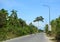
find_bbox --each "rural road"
[4,33,52,42]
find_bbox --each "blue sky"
[0,0,60,29]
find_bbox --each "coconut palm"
[33,16,44,28]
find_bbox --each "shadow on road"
[56,40,60,42]
[50,39,60,42]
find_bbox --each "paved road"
[4,33,52,42]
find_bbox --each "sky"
[0,0,60,30]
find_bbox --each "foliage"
[38,29,43,32]
[45,16,60,40]
[34,16,44,22]
[0,9,8,28]
[33,16,44,29]
[45,24,49,33]
[0,9,40,41]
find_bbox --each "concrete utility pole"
[43,5,51,31]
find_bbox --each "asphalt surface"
[4,33,52,42]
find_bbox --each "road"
[4,33,52,42]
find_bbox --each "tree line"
[0,9,42,41]
[45,16,60,42]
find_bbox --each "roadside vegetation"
[45,16,60,42]
[0,9,43,41]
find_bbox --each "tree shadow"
[50,39,60,42]
[56,40,60,42]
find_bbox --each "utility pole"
[43,5,51,31]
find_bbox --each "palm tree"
[33,16,44,28]
[11,10,18,19]
[0,9,8,28]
